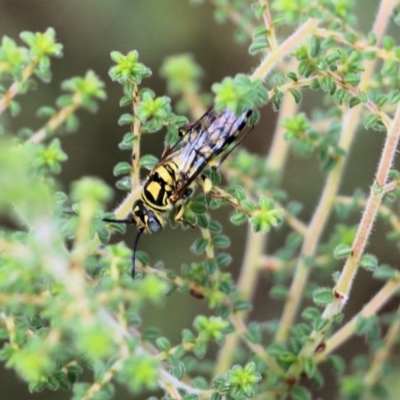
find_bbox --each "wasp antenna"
[132,228,144,279]
[102,217,135,224]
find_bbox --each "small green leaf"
[230,212,247,225]
[290,89,301,104]
[139,155,159,169]
[310,78,320,90]
[359,254,378,271]
[241,200,255,213]
[286,72,298,82]
[355,316,374,335]
[191,238,207,254]
[303,358,316,378]
[215,253,232,268]
[233,300,252,311]
[334,88,346,105]
[212,235,231,248]
[208,221,222,233]
[373,265,398,280]
[113,161,132,176]
[309,37,321,57]
[364,114,379,129]
[155,337,171,351]
[270,285,289,300]
[277,351,297,365]
[118,113,134,125]
[249,39,269,54]
[313,287,334,306]
[329,355,345,374]
[245,323,262,344]
[333,244,352,259]
[291,385,311,400]
[301,307,321,322]
[190,201,207,215]
[349,96,361,108]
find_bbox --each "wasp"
[105,108,254,277]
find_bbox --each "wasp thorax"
[133,199,163,234]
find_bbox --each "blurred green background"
[1,1,399,399]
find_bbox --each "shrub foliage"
[1,2,400,400]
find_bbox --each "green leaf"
[190,201,206,215]
[116,355,159,392]
[290,89,301,103]
[270,284,289,300]
[113,161,132,176]
[155,337,171,351]
[233,300,252,311]
[355,316,374,335]
[241,200,255,213]
[286,72,298,82]
[303,358,316,378]
[215,253,232,268]
[359,254,378,271]
[118,113,134,125]
[334,88,346,105]
[313,287,334,306]
[309,37,321,57]
[329,355,345,374]
[291,386,311,400]
[160,54,203,96]
[191,238,207,254]
[109,50,152,85]
[208,221,222,233]
[349,96,361,108]
[212,235,231,248]
[196,214,208,228]
[119,132,135,150]
[249,38,269,54]
[333,243,352,259]
[139,154,158,169]
[230,212,247,225]
[301,307,321,322]
[115,176,131,191]
[245,323,262,344]
[277,351,297,365]
[9,101,21,116]
[364,114,379,129]
[373,265,398,280]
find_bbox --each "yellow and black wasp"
[105,107,254,277]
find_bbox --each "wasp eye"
[148,216,162,233]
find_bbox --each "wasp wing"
[170,108,253,202]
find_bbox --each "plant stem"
[28,92,82,144]
[315,277,400,361]
[336,195,400,234]
[113,186,142,219]
[266,59,298,171]
[334,102,400,296]
[214,224,265,375]
[0,58,37,115]
[251,18,319,81]
[363,304,400,388]
[259,0,278,51]
[131,86,142,190]
[274,0,394,342]
[214,61,300,375]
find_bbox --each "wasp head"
[132,199,163,234]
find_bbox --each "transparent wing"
[169,108,253,200]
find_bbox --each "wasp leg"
[173,203,195,228]
[172,182,197,228]
[200,175,213,194]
